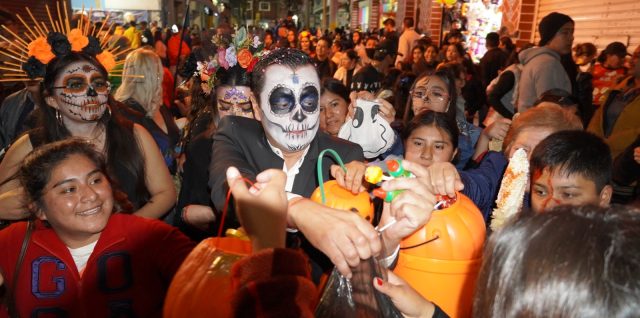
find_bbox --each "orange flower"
[27,37,55,64]
[96,51,116,72]
[237,48,253,69]
[68,28,89,52]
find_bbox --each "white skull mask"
[259,64,320,152]
[338,99,396,158]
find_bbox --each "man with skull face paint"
[209,49,397,279]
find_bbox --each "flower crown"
[195,27,267,94]
[0,3,129,83]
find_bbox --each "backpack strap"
[5,220,35,318]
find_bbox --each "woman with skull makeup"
[0,52,176,220]
[174,57,257,239]
[114,48,181,174]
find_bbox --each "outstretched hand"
[331,160,367,194]
[423,161,464,198]
[373,270,435,318]
[378,160,439,248]
[289,198,380,278]
[226,167,288,251]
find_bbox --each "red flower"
[247,57,259,72]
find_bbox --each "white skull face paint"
[51,61,109,122]
[259,64,320,152]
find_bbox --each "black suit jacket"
[209,116,365,279]
[209,116,365,225]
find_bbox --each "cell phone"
[171,24,179,34]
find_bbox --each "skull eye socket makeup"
[269,86,296,115]
[299,85,319,113]
[53,76,110,95]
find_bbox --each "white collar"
[267,140,311,192]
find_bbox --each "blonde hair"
[114,48,163,116]
[503,104,583,154]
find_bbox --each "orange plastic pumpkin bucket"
[164,237,251,317]
[394,192,486,318]
[311,180,374,221]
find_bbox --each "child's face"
[404,125,457,168]
[530,167,611,213]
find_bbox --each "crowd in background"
[0,8,639,317]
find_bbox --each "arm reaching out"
[226,167,288,252]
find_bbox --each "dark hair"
[39,52,148,210]
[19,138,108,211]
[317,36,333,48]
[446,43,466,61]
[473,204,640,317]
[485,32,500,48]
[344,49,358,61]
[500,36,515,52]
[437,61,466,82]
[217,63,251,88]
[404,17,414,28]
[351,30,362,45]
[383,18,395,27]
[403,69,457,125]
[530,130,612,192]
[393,71,417,120]
[403,110,459,148]
[251,48,315,104]
[574,42,597,57]
[597,41,629,64]
[448,29,463,40]
[321,77,350,104]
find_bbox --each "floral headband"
[0,3,129,83]
[195,27,267,94]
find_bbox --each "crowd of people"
[0,8,639,317]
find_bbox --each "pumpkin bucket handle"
[216,177,255,247]
[316,149,347,205]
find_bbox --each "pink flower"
[217,48,229,69]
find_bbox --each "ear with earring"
[55,109,64,125]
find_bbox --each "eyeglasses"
[411,89,449,103]
[52,80,111,94]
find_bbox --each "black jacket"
[208,116,365,279]
[209,115,364,224]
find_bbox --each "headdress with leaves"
[195,27,266,94]
[0,2,133,83]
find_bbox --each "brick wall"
[515,0,536,46]
[428,1,443,44]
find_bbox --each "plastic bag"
[315,252,403,317]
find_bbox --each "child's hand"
[379,160,439,245]
[482,118,512,141]
[373,270,436,318]
[226,167,288,251]
[331,160,367,194]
